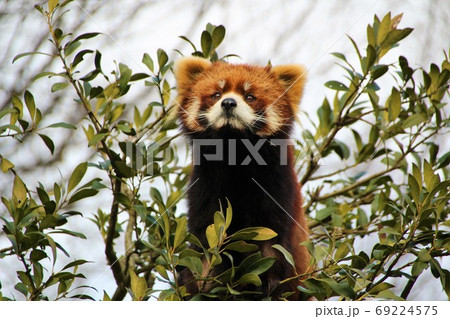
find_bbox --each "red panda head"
[174,56,307,137]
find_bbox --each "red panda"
[174,56,310,300]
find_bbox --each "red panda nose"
[221,98,237,112]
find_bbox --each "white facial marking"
[264,104,283,135]
[243,81,252,91]
[205,92,256,130]
[218,79,226,89]
[186,97,201,130]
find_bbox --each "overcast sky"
[0,0,449,300]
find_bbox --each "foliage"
[0,1,449,301]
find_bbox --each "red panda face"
[174,57,307,137]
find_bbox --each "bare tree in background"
[0,0,449,301]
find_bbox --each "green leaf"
[371,64,389,80]
[387,88,401,121]
[46,235,58,265]
[30,249,47,262]
[32,71,62,82]
[11,95,23,117]
[113,161,135,178]
[225,199,233,231]
[330,140,350,160]
[0,157,15,173]
[206,224,219,248]
[39,134,55,154]
[229,227,277,241]
[377,12,391,44]
[205,23,216,35]
[235,273,262,287]
[179,249,203,260]
[315,207,335,221]
[173,216,187,249]
[331,52,347,61]
[102,291,111,301]
[365,44,376,73]
[418,249,431,262]
[13,175,27,205]
[72,32,101,43]
[40,215,58,229]
[247,257,276,275]
[72,49,93,68]
[48,0,59,12]
[51,82,69,92]
[129,270,147,300]
[155,265,170,280]
[272,244,295,269]
[178,256,203,275]
[213,210,225,235]
[412,163,422,190]
[80,69,100,82]
[423,160,434,190]
[157,49,168,69]
[47,122,77,130]
[12,51,54,64]
[381,28,413,49]
[54,28,63,41]
[323,278,356,299]
[437,152,450,169]
[49,229,87,239]
[62,259,90,271]
[0,108,16,120]
[357,208,369,227]
[14,283,28,297]
[150,187,164,205]
[334,242,351,261]
[179,35,197,52]
[58,281,67,296]
[68,162,88,193]
[118,63,132,92]
[166,191,180,209]
[379,226,401,236]
[227,283,241,295]
[201,30,212,57]
[130,73,149,81]
[0,124,21,133]
[211,25,226,49]
[24,91,36,119]
[324,81,348,91]
[368,282,395,294]
[64,41,81,57]
[47,122,77,129]
[408,174,421,204]
[369,125,379,145]
[412,260,428,277]
[402,114,427,129]
[68,189,98,204]
[142,53,154,73]
[88,133,107,147]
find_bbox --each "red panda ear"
[271,65,307,111]
[174,56,212,95]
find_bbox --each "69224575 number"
[375,306,438,316]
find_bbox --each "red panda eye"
[245,94,255,102]
[212,92,221,100]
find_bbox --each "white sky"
[0,0,449,300]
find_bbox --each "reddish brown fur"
[175,57,306,136]
[174,57,311,300]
